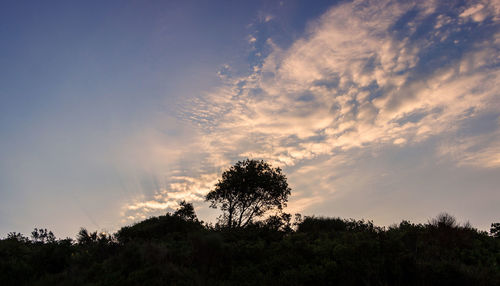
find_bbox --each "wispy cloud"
[126,0,500,223]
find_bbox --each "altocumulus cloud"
[125,0,500,223]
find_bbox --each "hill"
[1,212,499,285]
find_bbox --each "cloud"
[125,0,500,222]
[437,124,500,168]
[187,0,499,162]
[460,3,487,22]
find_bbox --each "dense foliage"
[206,159,291,228]
[1,212,499,285]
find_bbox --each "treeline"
[2,161,499,284]
[1,212,499,285]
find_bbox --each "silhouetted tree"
[31,228,55,243]
[76,228,95,245]
[206,159,291,228]
[173,200,198,221]
[76,228,112,245]
[6,232,28,242]
[262,212,293,232]
[429,212,457,228]
[491,223,500,238]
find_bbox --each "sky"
[1,0,499,238]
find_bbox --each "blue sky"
[1,0,499,238]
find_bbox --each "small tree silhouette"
[429,213,457,228]
[491,223,500,238]
[6,232,28,242]
[31,228,55,243]
[173,200,198,221]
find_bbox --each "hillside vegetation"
[2,161,499,285]
[1,212,499,285]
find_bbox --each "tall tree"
[206,159,291,228]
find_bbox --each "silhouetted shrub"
[115,213,204,243]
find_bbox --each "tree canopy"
[491,222,500,238]
[173,200,198,222]
[205,159,291,228]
